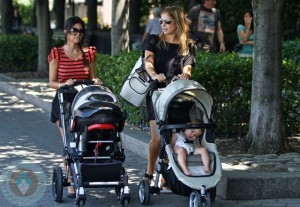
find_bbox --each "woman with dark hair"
[237,10,254,57]
[48,16,102,198]
[143,6,196,185]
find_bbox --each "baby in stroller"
[171,119,211,176]
[138,79,222,207]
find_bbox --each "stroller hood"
[153,80,213,123]
[71,85,119,116]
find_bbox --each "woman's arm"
[89,61,102,85]
[144,50,166,82]
[49,59,60,89]
[180,65,192,80]
[238,27,253,43]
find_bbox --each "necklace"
[64,45,82,60]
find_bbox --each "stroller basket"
[79,160,122,185]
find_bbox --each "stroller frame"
[51,83,130,207]
[138,80,222,207]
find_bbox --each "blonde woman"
[143,6,196,183]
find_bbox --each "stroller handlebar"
[59,80,96,93]
[159,123,217,131]
[74,79,95,85]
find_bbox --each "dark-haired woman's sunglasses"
[159,18,172,25]
[69,28,85,35]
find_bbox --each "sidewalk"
[1,73,300,205]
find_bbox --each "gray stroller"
[138,79,222,207]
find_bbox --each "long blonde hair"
[159,6,193,56]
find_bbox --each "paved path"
[1,74,300,206]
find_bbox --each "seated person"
[171,119,211,176]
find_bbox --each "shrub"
[95,50,299,138]
[0,34,64,72]
[0,35,38,72]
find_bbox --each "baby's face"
[185,128,202,141]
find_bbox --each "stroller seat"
[173,152,216,176]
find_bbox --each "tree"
[0,0,13,34]
[111,0,129,56]
[86,0,98,32]
[53,0,65,30]
[247,0,289,154]
[36,0,51,77]
[129,0,142,34]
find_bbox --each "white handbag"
[120,56,151,107]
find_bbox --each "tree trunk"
[0,0,13,34]
[111,0,130,56]
[86,0,98,32]
[31,0,37,28]
[53,0,65,30]
[247,0,288,154]
[129,0,142,34]
[36,0,51,77]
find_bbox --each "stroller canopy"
[71,85,119,114]
[153,80,213,123]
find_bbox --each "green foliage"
[95,49,299,138]
[1,34,298,137]
[0,35,38,72]
[192,52,253,137]
[282,39,300,66]
[0,34,65,72]
[95,50,145,126]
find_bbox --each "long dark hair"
[242,10,254,32]
[64,16,88,67]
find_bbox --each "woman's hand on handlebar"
[65,79,76,86]
[178,73,191,80]
[152,73,166,83]
[92,78,102,85]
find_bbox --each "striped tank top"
[48,46,97,83]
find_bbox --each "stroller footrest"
[87,181,120,186]
[82,156,111,160]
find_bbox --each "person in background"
[143,6,196,184]
[237,10,254,57]
[186,0,225,53]
[48,16,102,198]
[142,7,163,49]
[12,7,23,34]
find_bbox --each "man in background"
[186,0,225,53]
[142,7,162,49]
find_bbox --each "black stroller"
[51,81,130,207]
[138,80,222,207]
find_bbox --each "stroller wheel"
[52,166,63,202]
[189,190,211,207]
[138,180,150,205]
